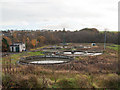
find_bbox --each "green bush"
[54,78,76,88]
[52,74,92,88]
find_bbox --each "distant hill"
[80,28,99,33]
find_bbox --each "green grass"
[27,51,44,56]
[30,45,48,51]
[107,44,120,51]
[2,53,23,64]
[2,45,47,64]
[52,74,92,88]
[2,51,44,64]
[10,53,23,64]
[53,78,77,88]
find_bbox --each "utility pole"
[26,33,28,51]
[36,32,37,48]
[104,29,107,50]
[10,31,13,45]
[63,28,66,45]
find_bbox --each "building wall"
[10,43,26,52]
[22,44,26,51]
[10,46,13,52]
[19,45,22,52]
[13,47,16,52]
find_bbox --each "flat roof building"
[10,42,26,52]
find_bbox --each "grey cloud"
[0,0,118,31]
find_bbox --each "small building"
[10,42,26,52]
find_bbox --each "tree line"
[2,28,119,52]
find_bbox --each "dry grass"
[93,74,120,88]
[2,44,119,89]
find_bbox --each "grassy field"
[2,43,120,89]
[2,51,44,64]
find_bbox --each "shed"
[10,42,26,52]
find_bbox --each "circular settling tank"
[19,55,73,65]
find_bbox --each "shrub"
[2,74,43,88]
[2,74,19,88]
[17,75,42,88]
[93,74,120,88]
[75,74,92,88]
[52,74,92,88]
[54,78,76,88]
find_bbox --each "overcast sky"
[0,0,119,31]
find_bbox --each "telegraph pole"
[10,31,13,45]
[26,33,28,51]
[36,32,37,48]
[104,29,107,50]
[63,28,66,45]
